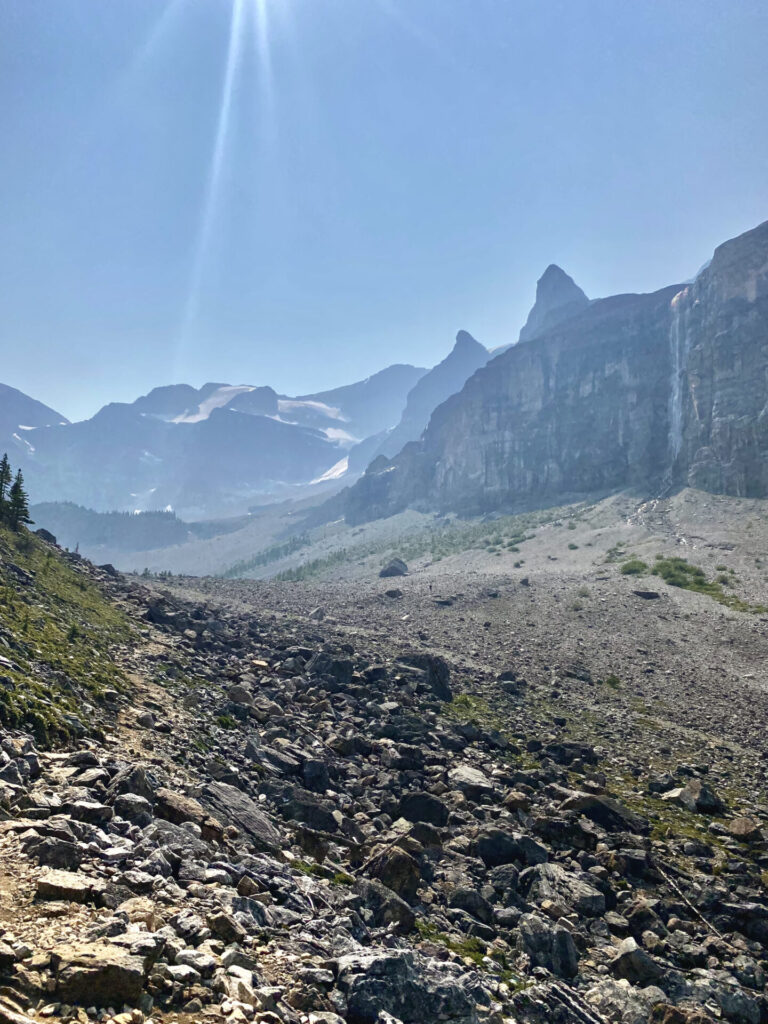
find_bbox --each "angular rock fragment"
[202,781,281,852]
[51,943,145,1006]
[516,912,579,978]
[36,870,105,905]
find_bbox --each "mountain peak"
[453,329,486,355]
[519,265,589,342]
[0,383,69,438]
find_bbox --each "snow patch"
[173,385,256,424]
[12,432,35,453]
[323,426,359,445]
[278,399,347,421]
[311,457,349,484]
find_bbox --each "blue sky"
[1,0,766,422]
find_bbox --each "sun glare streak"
[372,0,461,70]
[62,0,190,178]
[118,0,189,97]
[176,0,248,371]
[254,0,275,120]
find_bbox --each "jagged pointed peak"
[541,262,571,278]
[452,329,487,356]
[519,265,589,342]
[536,264,586,300]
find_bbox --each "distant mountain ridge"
[349,330,490,471]
[14,219,760,529]
[0,383,68,441]
[342,219,768,522]
[0,361,436,518]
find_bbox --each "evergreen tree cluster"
[0,454,33,532]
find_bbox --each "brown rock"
[650,1005,715,1023]
[154,787,223,841]
[368,846,421,901]
[51,942,145,1007]
[36,870,105,905]
[502,789,531,811]
[118,896,164,930]
[207,910,246,944]
[726,816,763,842]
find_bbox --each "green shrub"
[651,556,767,613]
[620,558,648,575]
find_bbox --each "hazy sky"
[1,0,766,422]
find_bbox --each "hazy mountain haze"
[1,0,767,420]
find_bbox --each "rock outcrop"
[344,219,768,520]
[518,264,589,343]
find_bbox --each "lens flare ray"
[177,0,248,369]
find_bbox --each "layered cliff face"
[672,220,768,496]
[345,219,768,522]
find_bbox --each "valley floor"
[1,490,768,1024]
[173,487,768,798]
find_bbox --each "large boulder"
[353,878,415,933]
[448,886,494,925]
[154,787,223,840]
[448,764,493,801]
[610,937,665,984]
[201,781,281,852]
[398,791,450,828]
[522,862,606,916]
[559,791,650,833]
[263,781,339,833]
[662,779,726,815]
[336,950,478,1024]
[516,913,579,979]
[106,764,154,803]
[306,652,354,688]
[23,835,81,870]
[476,827,548,868]
[397,652,452,701]
[136,818,212,867]
[380,558,408,578]
[51,943,145,1006]
[368,846,421,902]
[585,978,668,1024]
[37,870,105,905]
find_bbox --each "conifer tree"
[8,470,32,532]
[0,454,11,523]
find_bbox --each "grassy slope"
[0,525,131,745]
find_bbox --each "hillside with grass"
[0,524,131,744]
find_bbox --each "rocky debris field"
[1,520,768,1024]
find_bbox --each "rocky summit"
[517,266,590,344]
[1,521,768,1024]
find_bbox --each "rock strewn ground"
[1,521,768,1024]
